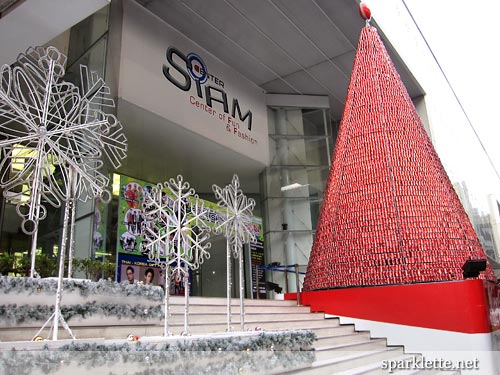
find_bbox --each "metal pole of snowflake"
[0,46,127,340]
[141,175,211,336]
[141,183,174,336]
[212,174,256,331]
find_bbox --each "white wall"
[118,0,269,166]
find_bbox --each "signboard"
[116,175,192,293]
[119,254,162,286]
[116,175,160,286]
[118,253,190,295]
[119,0,269,165]
[250,218,266,298]
[117,175,149,256]
[92,197,108,258]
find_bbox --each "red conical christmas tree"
[303,24,496,291]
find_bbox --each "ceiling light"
[280,183,308,192]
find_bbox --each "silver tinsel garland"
[0,331,316,375]
[0,302,162,324]
[0,276,164,301]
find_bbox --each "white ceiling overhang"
[0,0,110,65]
[135,0,424,120]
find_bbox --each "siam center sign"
[163,47,256,144]
[119,0,268,164]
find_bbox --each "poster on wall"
[117,174,226,256]
[250,218,266,299]
[119,254,163,286]
[118,253,191,295]
[115,173,264,297]
[92,197,108,258]
[116,174,160,284]
[118,175,150,255]
[116,174,194,294]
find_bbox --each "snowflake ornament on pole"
[213,174,256,331]
[0,46,127,275]
[141,175,211,336]
[0,46,127,340]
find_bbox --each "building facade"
[0,0,498,294]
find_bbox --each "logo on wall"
[187,53,208,84]
[162,46,256,144]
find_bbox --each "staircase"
[166,297,457,374]
[0,296,458,374]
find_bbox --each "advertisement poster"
[250,218,266,298]
[118,253,191,295]
[116,174,193,294]
[116,175,163,285]
[92,197,108,258]
[118,175,151,256]
[118,254,164,286]
[115,173,264,297]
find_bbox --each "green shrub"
[0,253,14,275]
[73,258,116,281]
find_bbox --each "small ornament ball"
[359,2,371,21]
[127,334,139,341]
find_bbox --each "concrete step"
[309,324,357,337]
[315,339,392,361]
[246,319,345,331]
[0,311,325,329]
[14,325,350,342]
[0,319,352,341]
[170,296,298,307]
[316,331,371,346]
[0,324,160,342]
[162,312,325,325]
[0,294,415,375]
[317,351,461,375]
[175,319,354,335]
[355,366,461,374]
[274,347,406,375]
[357,356,462,375]
[166,304,312,314]
[368,370,460,375]
[326,354,418,375]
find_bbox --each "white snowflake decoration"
[141,175,211,335]
[213,174,256,331]
[213,174,257,252]
[141,175,211,274]
[0,46,127,234]
[0,45,127,340]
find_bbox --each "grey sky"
[402,0,500,174]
